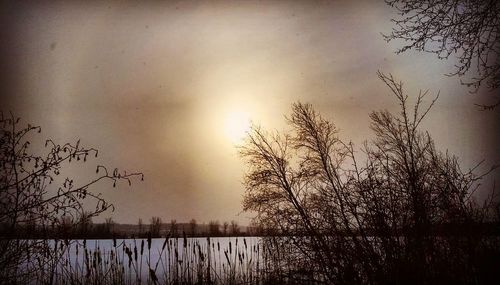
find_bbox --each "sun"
[224,110,251,143]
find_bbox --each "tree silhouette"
[208,220,221,236]
[149,216,162,237]
[138,218,144,237]
[240,72,499,283]
[189,218,197,236]
[77,211,93,237]
[230,220,240,235]
[384,0,500,105]
[104,217,115,235]
[0,112,143,283]
[169,219,178,237]
[222,221,229,236]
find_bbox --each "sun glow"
[224,110,251,143]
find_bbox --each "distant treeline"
[2,220,498,240]
[0,217,273,239]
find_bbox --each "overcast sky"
[1,0,498,225]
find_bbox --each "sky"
[1,0,499,225]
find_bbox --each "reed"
[11,236,283,284]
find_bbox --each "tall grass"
[11,235,286,285]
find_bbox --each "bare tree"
[222,221,229,236]
[0,112,143,283]
[104,217,115,235]
[240,72,498,283]
[229,220,240,236]
[359,72,498,282]
[189,218,197,236]
[77,211,93,237]
[138,218,144,236]
[57,215,74,238]
[384,0,500,102]
[170,219,178,237]
[208,220,220,236]
[149,216,162,238]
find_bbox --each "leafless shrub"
[0,112,143,284]
[240,72,499,284]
